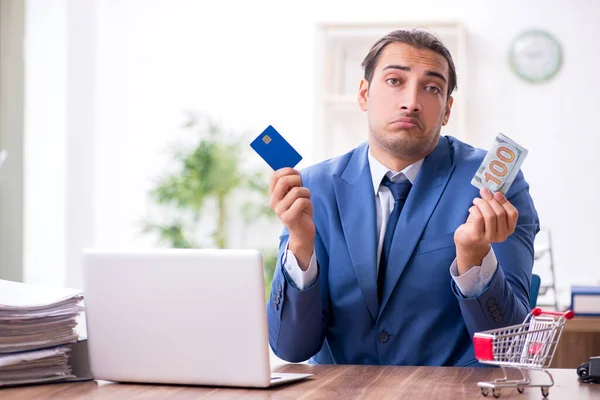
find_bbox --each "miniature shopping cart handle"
[531,307,575,320]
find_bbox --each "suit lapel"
[378,137,456,315]
[333,143,379,320]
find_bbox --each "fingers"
[494,191,519,229]
[466,205,485,238]
[480,188,508,235]
[269,173,302,207]
[269,168,312,227]
[471,188,518,242]
[280,197,312,226]
[269,168,299,196]
[473,197,496,240]
[274,187,311,217]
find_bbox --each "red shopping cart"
[473,307,574,398]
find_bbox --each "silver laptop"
[81,248,312,388]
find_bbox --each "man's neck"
[369,143,422,173]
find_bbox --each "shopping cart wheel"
[492,388,501,398]
[517,387,524,393]
[480,387,489,397]
[541,387,549,397]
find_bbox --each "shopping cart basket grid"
[473,307,574,398]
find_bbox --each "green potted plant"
[142,112,278,298]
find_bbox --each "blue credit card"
[250,125,302,170]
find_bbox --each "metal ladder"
[533,228,560,311]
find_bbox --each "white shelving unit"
[314,22,468,164]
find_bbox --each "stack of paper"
[0,345,76,386]
[0,279,91,387]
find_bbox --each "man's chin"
[385,137,435,159]
[388,126,420,134]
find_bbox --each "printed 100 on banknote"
[471,133,528,195]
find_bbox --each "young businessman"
[266,29,539,366]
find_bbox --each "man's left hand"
[454,188,519,275]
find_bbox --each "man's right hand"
[269,168,315,271]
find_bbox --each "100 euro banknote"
[471,133,528,195]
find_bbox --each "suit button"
[486,298,496,307]
[488,304,497,312]
[494,315,504,323]
[492,310,500,318]
[378,332,389,343]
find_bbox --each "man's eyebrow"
[383,64,410,72]
[382,64,447,84]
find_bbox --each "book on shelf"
[571,285,600,317]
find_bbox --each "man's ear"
[442,96,454,126]
[358,79,369,111]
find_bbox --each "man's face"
[358,42,453,162]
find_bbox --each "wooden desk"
[552,316,600,368]
[1,364,598,399]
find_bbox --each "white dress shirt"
[282,150,498,298]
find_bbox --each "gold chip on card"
[262,135,272,144]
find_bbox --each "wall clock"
[509,30,563,83]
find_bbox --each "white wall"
[23,0,600,305]
[24,0,68,286]
[23,0,98,288]
[93,0,314,252]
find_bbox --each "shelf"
[563,315,600,333]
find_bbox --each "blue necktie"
[378,176,412,303]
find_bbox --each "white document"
[0,280,91,387]
[0,345,81,386]
[0,279,84,353]
[0,347,69,368]
[0,279,82,311]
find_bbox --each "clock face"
[509,30,563,83]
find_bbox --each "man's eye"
[425,86,440,94]
[386,78,401,85]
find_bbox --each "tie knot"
[381,176,412,201]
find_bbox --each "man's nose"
[399,86,421,113]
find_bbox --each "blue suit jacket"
[267,135,540,366]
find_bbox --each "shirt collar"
[368,149,424,196]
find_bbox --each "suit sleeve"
[267,227,331,363]
[451,171,540,337]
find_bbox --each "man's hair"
[361,29,457,98]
